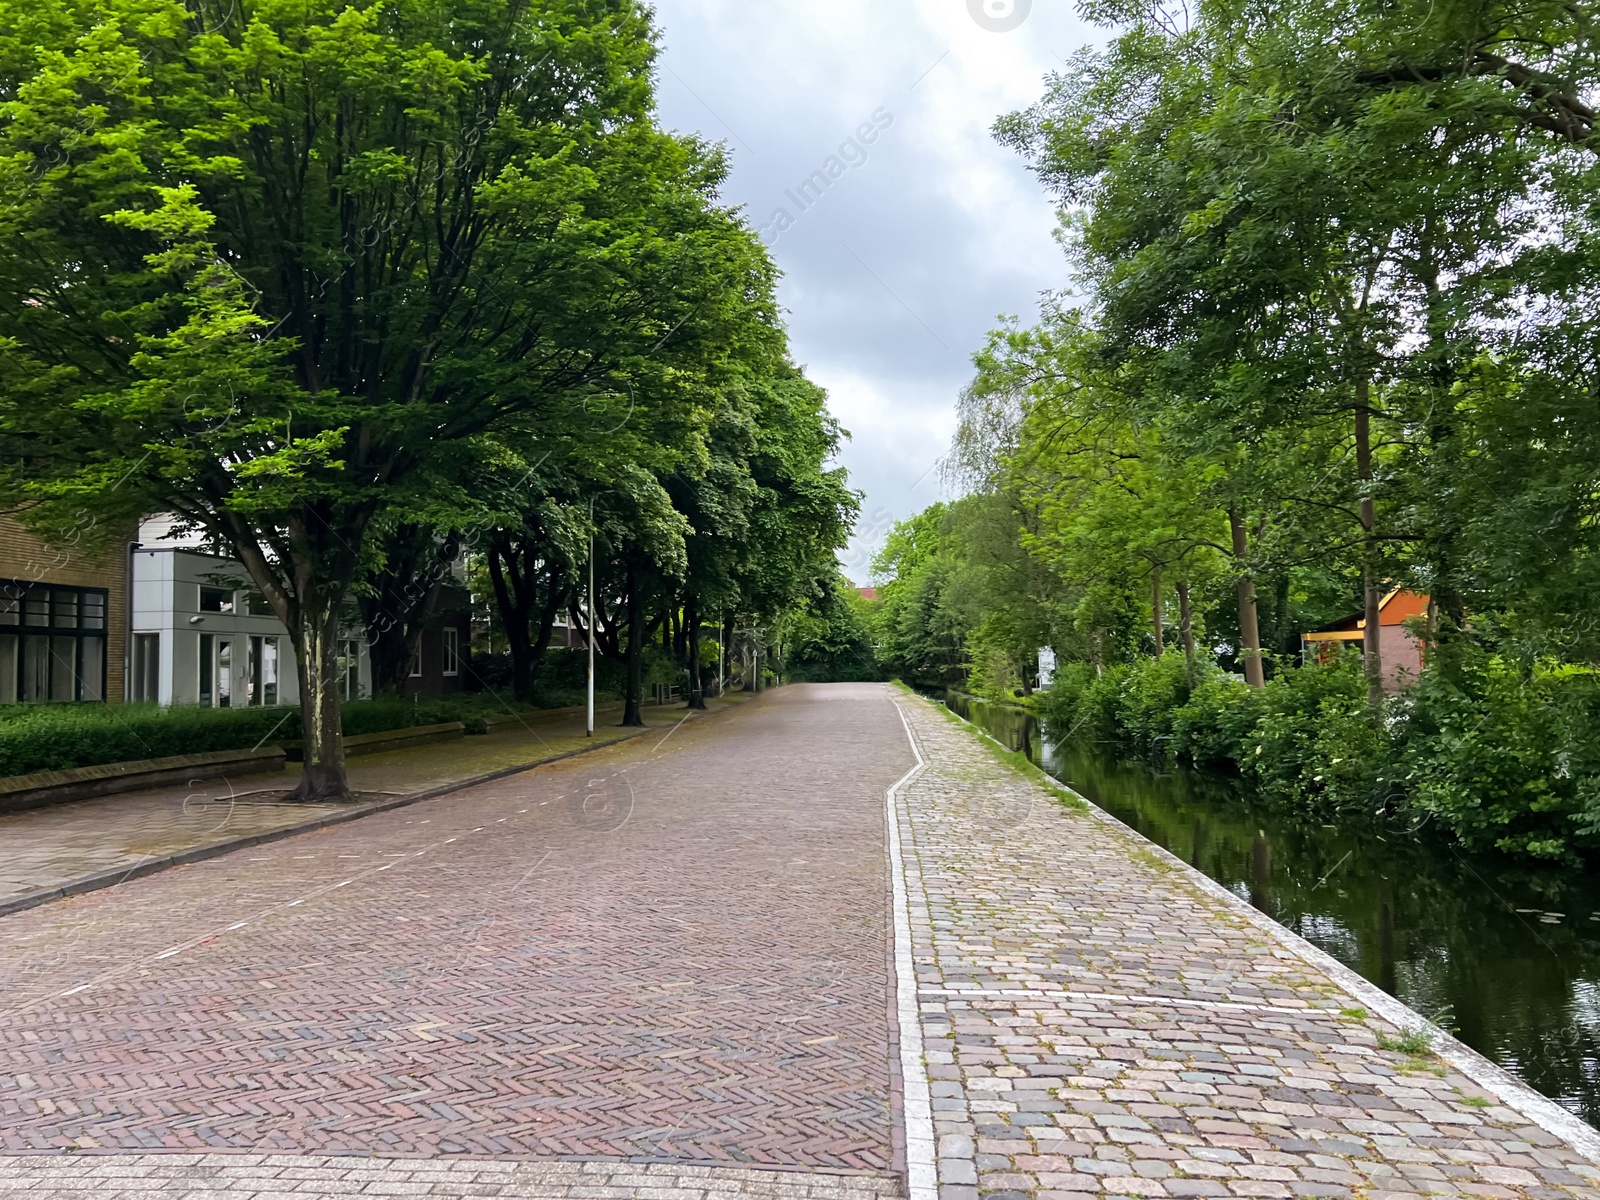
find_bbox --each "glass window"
[133,633,159,703]
[198,632,214,707]
[79,636,104,702]
[262,637,278,706]
[442,628,459,676]
[410,640,423,678]
[342,639,361,700]
[22,636,47,701]
[199,586,234,613]
[0,635,15,704]
[52,589,78,629]
[0,583,110,703]
[246,591,275,617]
[49,637,76,701]
[23,588,48,627]
[81,592,105,630]
[216,638,233,708]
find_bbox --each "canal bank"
[941,688,1600,1132]
[891,687,1600,1200]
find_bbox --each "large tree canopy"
[0,0,781,796]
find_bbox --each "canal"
[943,690,1600,1127]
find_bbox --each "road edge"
[886,697,938,1200]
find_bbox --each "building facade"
[1302,588,1429,693]
[0,515,129,704]
[130,543,375,707]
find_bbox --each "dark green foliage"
[0,684,599,777]
[1042,648,1600,861]
[787,575,883,683]
[1392,655,1600,861]
[0,704,301,776]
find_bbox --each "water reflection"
[942,689,1600,1127]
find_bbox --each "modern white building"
[130,525,372,707]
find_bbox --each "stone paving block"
[888,694,1600,1200]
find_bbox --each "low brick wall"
[0,746,287,815]
[281,721,465,762]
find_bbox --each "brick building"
[0,514,130,704]
[1302,588,1429,693]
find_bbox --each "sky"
[650,0,1101,585]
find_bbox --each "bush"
[1036,642,1600,864]
[1171,672,1261,770]
[1393,655,1600,861]
[1112,651,1194,754]
[0,687,602,777]
[0,704,302,776]
[1244,655,1382,810]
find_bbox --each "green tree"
[0,0,771,795]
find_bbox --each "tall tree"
[0,0,774,796]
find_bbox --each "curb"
[0,716,701,922]
[923,692,1600,1164]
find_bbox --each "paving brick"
[889,694,1600,1200]
[0,689,907,1182]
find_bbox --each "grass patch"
[1377,1027,1435,1056]
[1339,1007,1369,1022]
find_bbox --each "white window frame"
[441,627,459,677]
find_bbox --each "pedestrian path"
[0,697,743,905]
[888,692,1600,1200]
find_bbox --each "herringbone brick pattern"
[0,686,911,1174]
[0,1153,905,1199]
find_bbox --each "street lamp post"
[586,505,595,738]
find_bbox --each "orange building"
[1301,588,1429,693]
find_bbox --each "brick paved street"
[0,700,676,904]
[0,685,908,1178]
[890,694,1600,1200]
[6,682,1600,1200]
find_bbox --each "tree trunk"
[686,595,706,709]
[1355,392,1385,709]
[1151,564,1164,656]
[621,562,646,726]
[721,615,732,696]
[1230,506,1265,689]
[1178,579,1195,664]
[487,538,535,701]
[292,595,348,801]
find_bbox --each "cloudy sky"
[650,0,1100,584]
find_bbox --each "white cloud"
[653,0,1098,583]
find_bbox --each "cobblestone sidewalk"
[890,693,1600,1200]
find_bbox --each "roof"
[1305,589,1429,639]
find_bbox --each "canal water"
[942,690,1600,1127]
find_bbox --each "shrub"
[1393,655,1600,861]
[1171,672,1261,770]
[1244,654,1382,810]
[0,688,603,778]
[1110,651,1194,755]
[0,704,302,776]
